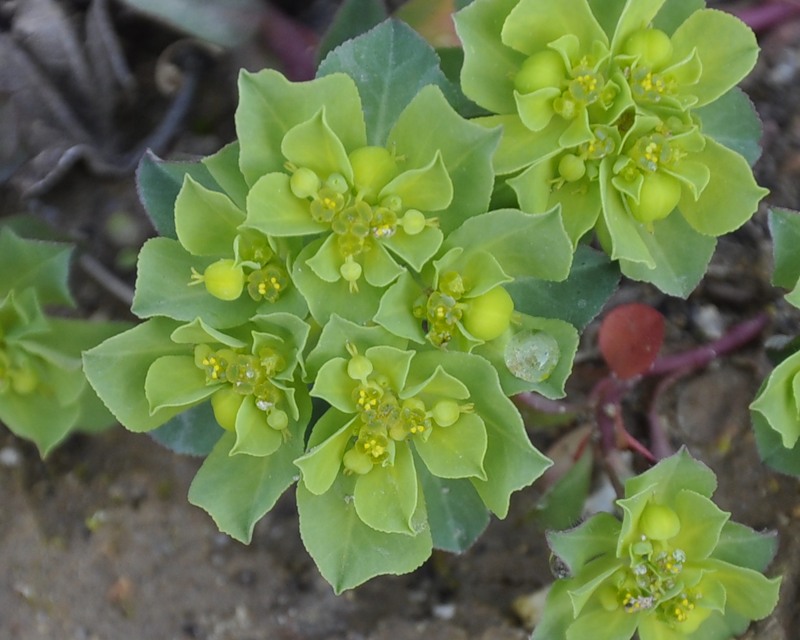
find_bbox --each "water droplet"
[505,330,560,383]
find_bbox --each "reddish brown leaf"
[598,303,665,379]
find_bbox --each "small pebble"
[0,446,21,468]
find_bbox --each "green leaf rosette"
[84,312,312,541]
[294,320,551,591]
[375,208,579,397]
[532,449,781,640]
[0,230,129,456]
[455,0,766,295]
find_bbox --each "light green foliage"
[82,0,774,601]
[0,229,128,455]
[749,209,800,476]
[454,0,766,292]
[534,450,781,640]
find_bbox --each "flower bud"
[628,172,682,224]
[211,387,244,432]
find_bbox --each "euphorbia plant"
[532,450,781,640]
[0,227,128,455]
[455,0,767,296]
[79,0,781,628]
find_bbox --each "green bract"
[455,0,767,295]
[749,209,800,476]
[532,449,781,640]
[295,319,551,590]
[0,229,128,455]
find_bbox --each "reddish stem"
[727,0,800,33]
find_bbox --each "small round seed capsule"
[431,399,461,427]
[343,447,374,475]
[514,49,566,94]
[289,167,321,199]
[267,409,289,431]
[340,258,363,283]
[628,171,682,223]
[463,286,515,342]
[401,209,426,235]
[639,502,681,541]
[211,387,245,432]
[623,28,673,70]
[558,153,586,182]
[202,259,245,301]
[347,354,374,380]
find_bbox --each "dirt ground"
[1,1,800,639]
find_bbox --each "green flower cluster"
[0,228,127,456]
[533,450,781,640]
[84,64,580,591]
[455,0,767,293]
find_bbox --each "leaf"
[695,88,763,167]
[750,350,800,449]
[598,303,665,379]
[535,446,592,530]
[297,473,432,593]
[752,404,800,478]
[618,209,717,297]
[712,521,778,573]
[295,410,354,495]
[697,559,781,622]
[144,354,215,413]
[416,463,489,553]
[373,272,427,344]
[354,443,419,535]
[0,382,81,457]
[132,237,259,328]
[547,512,621,574]
[769,207,800,291]
[408,350,552,517]
[414,412,488,480]
[230,396,283,457]
[82,317,189,432]
[236,69,366,186]
[453,0,524,115]
[506,245,620,331]
[670,489,730,560]
[174,175,245,257]
[0,228,73,306]
[201,142,249,211]
[679,138,768,237]
[315,0,388,65]
[136,151,218,239]
[188,431,303,543]
[652,0,704,34]
[318,20,457,146]
[385,85,501,234]
[444,208,573,281]
[148,401,224,456]
[670,8,759,108]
